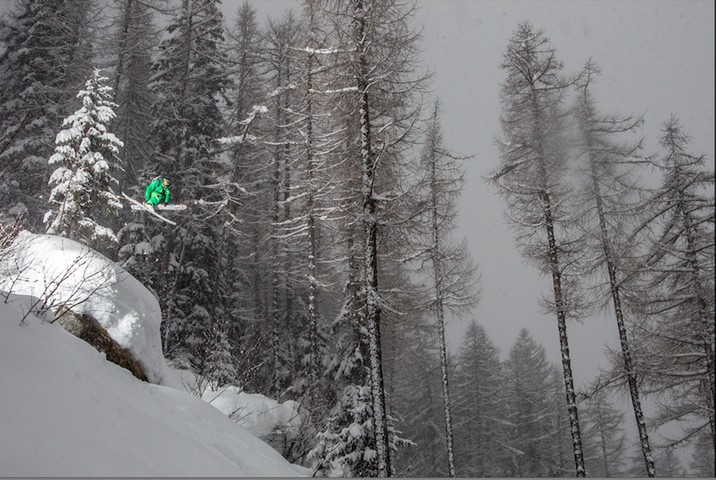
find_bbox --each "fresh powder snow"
[0,232,310,477]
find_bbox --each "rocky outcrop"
[55,307,148,382]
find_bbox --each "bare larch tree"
[490,22,587,477]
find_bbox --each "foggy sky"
[409,1,715,384]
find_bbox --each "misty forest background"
[0,0,713,477]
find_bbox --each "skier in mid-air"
[144,177,172,208]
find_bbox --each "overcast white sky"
[242,0,715,386]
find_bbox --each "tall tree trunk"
[271,156,282,395]
[543,198,586,477]
[536,130,585,475]
[535,101,586,476]
[270,50,285,397]
[495,24,587,476]
[428,118,456,477]
[305,47,319,390]
[589,161,656,477]
[434,280,456,476]
[355,0,391,474]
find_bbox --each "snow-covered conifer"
[199,316,237,389]
[0,0,97,230]
[102,0,163,189]
[308,384,410,477]
[116,221,159,288]
[451,320,507,477]
[502,329,560,477]
[580,389,627,477]
[45,68,123,253]
[146,0,232,375]
[689,432,715,477]
[391,322,449,477]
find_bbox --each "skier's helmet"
[163,178,171,186]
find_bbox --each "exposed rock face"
[55,308,148,382]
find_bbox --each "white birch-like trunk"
[427,109,456,476]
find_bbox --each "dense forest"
[0,0,713,477]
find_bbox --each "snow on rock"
[0,298,309,477]
[0,232,314,476]
[0,231,178,387]
[202,386,303,439]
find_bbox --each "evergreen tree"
[391,321,448,477]
[308,384,376,477]
[148,0,232,377]
[546,366,576,477]
[0,0,97,230]
[116,221,158,285]
[103,0,164,189]
[624,445,686,478]
[308,384,409,477]
[45,68,123,254]
[502,328,559,477]
[451,320,507,477]
[689,431,715,477]
[149,0,229,177]
[580,389,626,477]
[198,315,237,390]
[653,447,686,478]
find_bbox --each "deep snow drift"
[0,232,308,477]
[1,231,174,386]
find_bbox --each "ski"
[121,192,177,226]
[130,204,187,211]
[156,204,187,211]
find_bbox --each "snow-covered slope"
[0,299,307,476]
[0,231,176,386]
[0,233,309,476]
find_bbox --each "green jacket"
[145,178,171,205]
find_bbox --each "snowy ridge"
[0,233,310,476]
[0,231,174,385]
[0,298,309,477]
